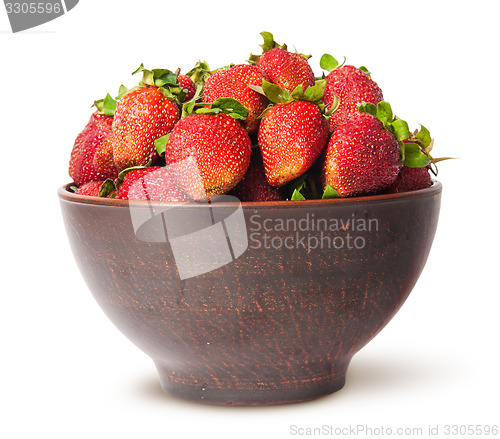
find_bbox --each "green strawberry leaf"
[182,83,204,117]
[153,70,179,87]
[93,93,117,116]
[304,79,327,102]
[133,64,180,89]
[260,31,276,52]
[155,134,170,157]
[261,80,291,104]
[416,124,432,148]
[187,60,211,85]
[322,185,340,199]
[102,93,117,117]
[132,63,146,75]
[359,66,371,76]
[358,101,378,116]
[117,85,130,100]
[320,53,339,72]
[99,179,117,198]
[291,189,306,201]
[291,84,305,100]
[69,185,78,193]
[194,98,249,119]
[376,101,393,125]
[213,98,249,118]
[403,143,431,168]
[391,118,411,141]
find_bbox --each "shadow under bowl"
[59,181,442,405]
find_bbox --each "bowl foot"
[154,363,347,405]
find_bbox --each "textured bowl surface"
[59,181,442,405]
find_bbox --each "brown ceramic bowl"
[59,181,442,405]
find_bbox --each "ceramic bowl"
[59,181,442,405]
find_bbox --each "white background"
[1,1,498,438]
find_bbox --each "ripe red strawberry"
[387,133,434,193]
[93,134,119,179]
[258,100,329,187]
[322,64,383,129]
[68,112,114,186]
[112,87,180,171]
[231,150,285,201]
[322,110,401,197]
[387,165,431,193]
[74,181,105,197]
[203,64,270,135]
[115,167,188,201]
[253,32,315,94]
[178,74,196,102]
[164,113,252,199]
[257,47,315,94]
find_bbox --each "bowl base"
[155,363,347,405]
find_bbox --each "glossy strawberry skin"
[258,101,329,187]
[203,64,270,135]
[164,114,252,199]
[387,165,432,193]
[231,150,285,202]
[112,88,180,171]
[75,180,105,197]
[93,134,119,179]
[178,74,196,102]
[256,47,315,93]
[323,112,401,197]
[68,112,114,186]
[115,167,188,202]
[323,65,384,129]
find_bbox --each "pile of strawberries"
[68,32,443,202]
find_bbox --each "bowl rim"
[58,180,442,208]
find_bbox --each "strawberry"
[320,55,384,130]
[68,112,114,186]
[253,32,315,94]
[203,64,270,135]
[387,165,431,193]
[258,99,329,187]
[231,150,285,201]
[112,87,180,171]
[115,167,188,202]
[387,126,437,193]
[93,134,119,179]
[163,110,252,199]
[74,181,105,197]
[177,73,196,102]
[322,102,406,197]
